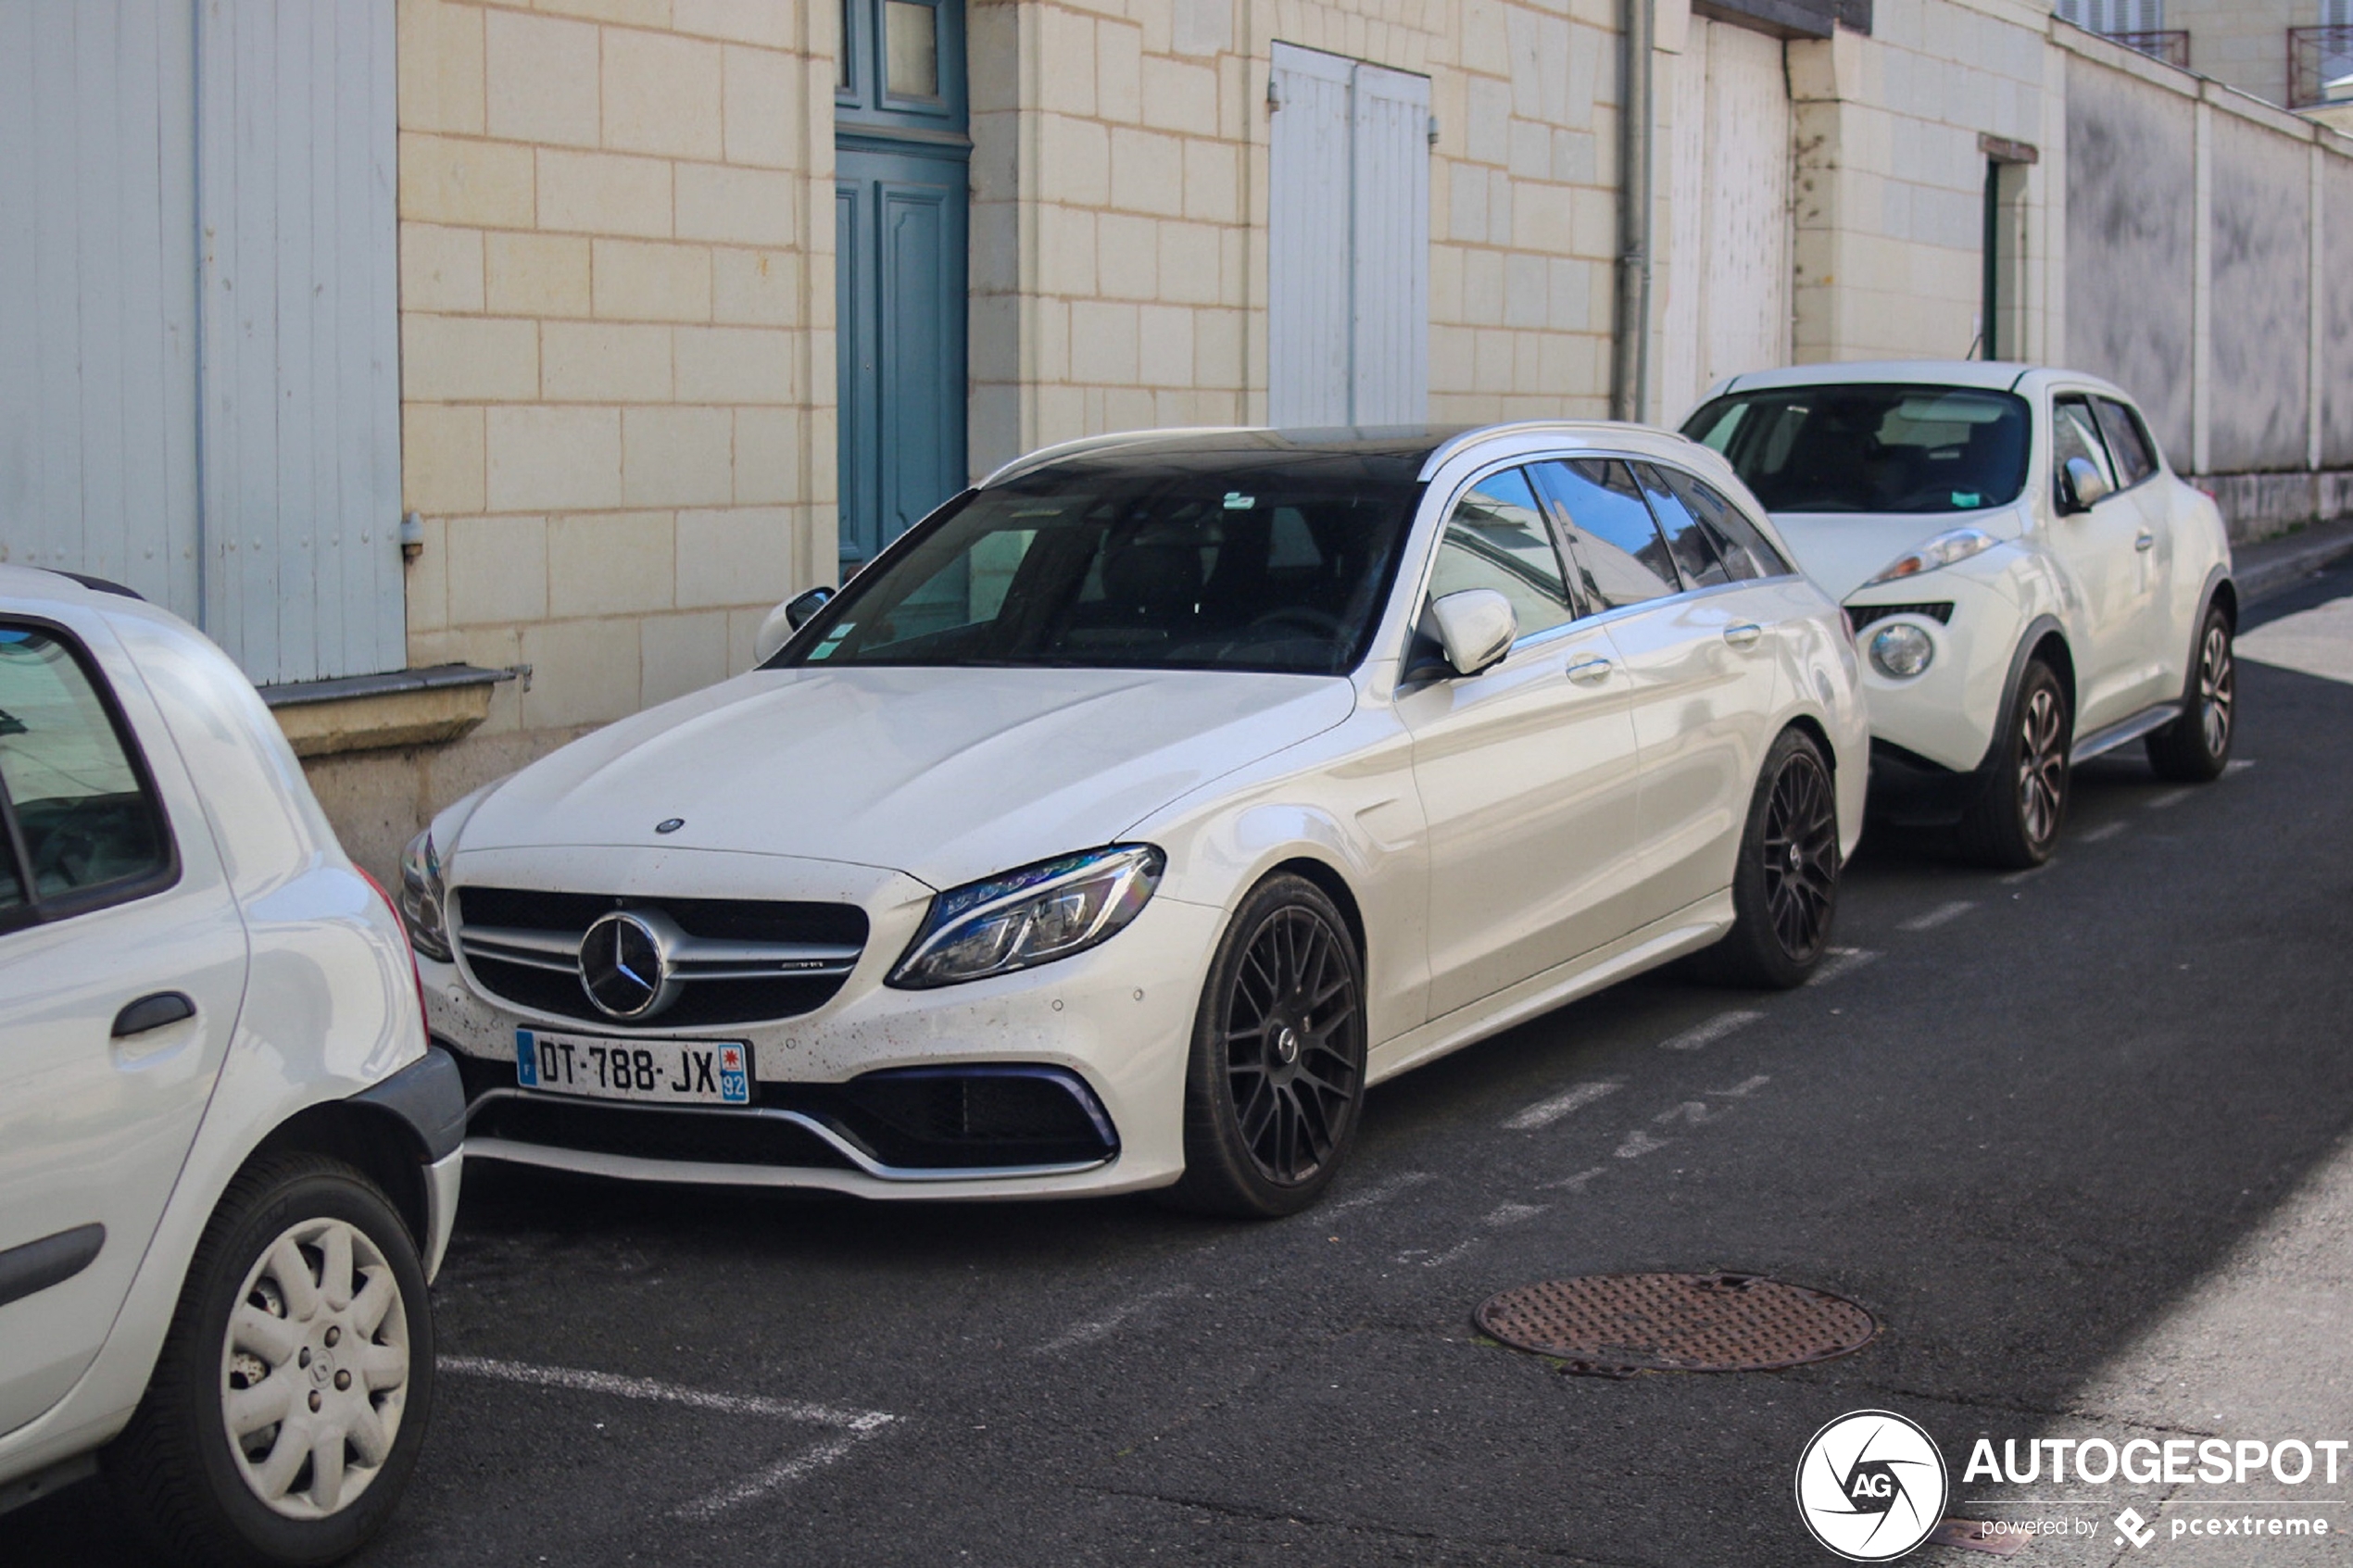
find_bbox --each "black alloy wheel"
[2146,605,2234,782]
[1957,659,2070,869]
[1703,726,1842,989]
[1163,874,1366,1217]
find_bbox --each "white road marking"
[1542,1166,1609,1192]
[440,1356,896,1521]
[2239,593,2353,685]
[1615,1128,1671,1160]
[1997,860,2054,885]
[1483,1201,1545,1227]
[1654,1100,1728,1127]
[1421,1237,1483,1268]
[2224,759,2256,774]
[1503,1077,1624,1131]
[2146,788,2192,809]
[1806,947,1880,985]
[2080,820,2128,842]
[1320,1169,1436,1216]
[1707,1074,1772,1098]
[1657,1010,1764,1051]
[1899,900,1976,932]
[1033,1283,1194,1355]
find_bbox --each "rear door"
[1537,458,1780,922]
[1397,467,1644,1016]
[0,613,247,1437]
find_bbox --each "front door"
[2047,394,2155,732]
[1399,469,1645,1018]
[837,0,968,573]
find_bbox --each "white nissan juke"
[405,425,1866,1217]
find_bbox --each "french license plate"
[514,1029,751,1105]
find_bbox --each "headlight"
[397,827,453,963]
[888,845,1164,989]
[1862,526,1999,587]
[1868,622,1935,679]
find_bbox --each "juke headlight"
[888,844,1165,988]
[397,827,453,963]
[1862,526,1999,588]
[1868,621,1935,679]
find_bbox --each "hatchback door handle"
[2134,531,2155,552]
[1565,656,1613,684]
[112,992,195,1038]
[1722,622,1764,648]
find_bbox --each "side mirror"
[1427,589,1517,678]
[752,586,834,666]
[2057,455,2110,515]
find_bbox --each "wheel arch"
[1976,614,2073,771]
[245,1103,432,1259]
[1265,854,1368,968]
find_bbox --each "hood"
[451,665,1357,891]
[1767,506,2027,602]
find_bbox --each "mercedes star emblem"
[581,911,671,1020]
[655,817,685,834]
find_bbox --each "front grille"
[453,885,868,1028]
[468,1096,859,1170]
[1846,600,1954,632]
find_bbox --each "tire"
[106,1154,433,1568]
[1700,726,1842,990]
[1160,874,1367,1219]
[2145,602,2234,783]
[1957,659,2070,870]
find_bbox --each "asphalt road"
[23,558,2353,1567]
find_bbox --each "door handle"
[1722,622,1765,648]
[112,992,195,1038]
[1565,656,1613,684]
[2134,531,2155,552]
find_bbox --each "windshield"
[780,460,1420,675]
[1683,384,2030,515]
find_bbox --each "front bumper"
[1846,576,2025,822]
[422,870,1220,1199]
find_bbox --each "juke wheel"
[107,1154,433,1568]
[1957,659,2070,870]
[2145,603,2234,783]
[1163,873,1367,1218]
[1702,726,1841,989]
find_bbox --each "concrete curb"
[2235,518,2353,607]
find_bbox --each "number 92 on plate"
[515,1029,751,1105]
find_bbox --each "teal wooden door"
[836,0,967,571]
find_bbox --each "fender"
[1973,613,2070,775]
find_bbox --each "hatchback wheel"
[1958,659,2070,869]
[2145,604,2234,782]
[107,1154,433,1568]
[1703,727,1841,989]
[1163,874,1366,1218]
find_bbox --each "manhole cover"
[1475,1272,1877,1376]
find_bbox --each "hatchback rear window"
[1684,384,2031,515]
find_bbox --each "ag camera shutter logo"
[1795,1410,1949,1561]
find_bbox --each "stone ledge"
[260,664,515,759]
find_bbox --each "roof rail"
[977,427,1262,487]
[1416,419,1660,480]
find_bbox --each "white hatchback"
[0,568,461,1564]
[407,425,1866,1217]
[1683,362,2237,865]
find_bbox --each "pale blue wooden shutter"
[199,0,403,684]
[1268,44,1428,429]
[0,0,202,618]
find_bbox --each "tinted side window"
[2052,396,2118,501]
[1428,468,1577,641]
[1531,458,1680,610]
[2094,398,2158,487]
[0,625,171,909]
[1631,464,1731,587]
[1654,465,1793,580]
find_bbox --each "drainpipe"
[1611,0,1655,423]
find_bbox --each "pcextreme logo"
[1794,1410,1950,1562]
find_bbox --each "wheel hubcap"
[1761,751,1838,962]
[220,1216,409,1521]
[1224,909,1362,1185]
[2198,625,2233,755]
[2016,686,2067,847]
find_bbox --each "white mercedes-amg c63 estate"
[404,425,1867,1216]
